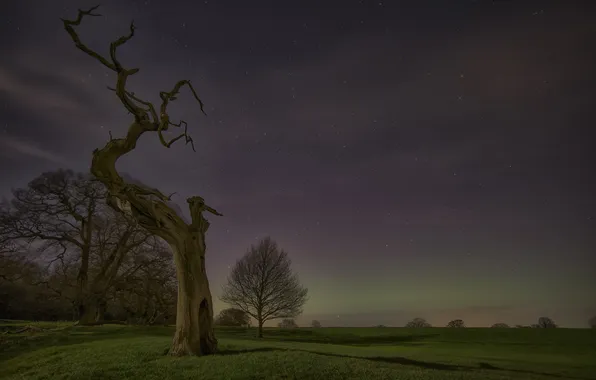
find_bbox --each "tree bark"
[75,245,91,324]
[95,298,107,323]
[78,299,99,325]
[169,234,217,355]
[257,320,264,338]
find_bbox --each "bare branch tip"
[81,5,102,17]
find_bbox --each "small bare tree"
[537,317,557,328]
[220,237,308,338]
[446,319,465,328]
[405,317,431,328]
[311,320,322,328]
[61,6,222,355]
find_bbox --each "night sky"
[1,0,595,327]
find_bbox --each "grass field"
[1,320,595,380]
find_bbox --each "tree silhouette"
[215,308,251,327]
[61,6,222,356]
[491,323,510,328]
[311,320,322,328]
[220,237,308,338]
[0,170,151,324]
[446,319,465,328]
[537,317,557,328]
[405,317,432,328]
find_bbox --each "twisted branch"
[61,5,221,241]
[62,5,203,150]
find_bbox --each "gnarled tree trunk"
[62,6,222,355]
[169,234,216,355]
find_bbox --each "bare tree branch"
[220,237,308,338]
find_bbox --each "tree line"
[403,317,562,328]
[216,315,589,329]
[1,171,309,335]
[0,170,177,325]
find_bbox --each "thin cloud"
[0,66,86,115]
[0,134,69,165]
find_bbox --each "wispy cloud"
[0,66,88,115]
[0,134,69,165]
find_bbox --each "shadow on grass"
[476,362,593,380]
[216,347,281,356]
[215,347,594,380]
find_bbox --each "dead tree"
[61,6,222,355]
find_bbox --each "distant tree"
[215,308,251,327]
[537,317,557,328]
[376,324,386,328]
[589,316,596,329]
[491,323,510,328]
[278,318,298,328]
[220,237,308,338]
[311,320,322,328]
[446,319,465,328]
[405,317,432,328]
[531,324,540,328]
[515,324,528,328]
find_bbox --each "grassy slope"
[1,322,595,380]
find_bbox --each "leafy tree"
[311,320,322,328]
[405,317,431,328]
[589,316,596,329]
[491,323,510,328]
[61,6,223,356]
[537,317,557,328]
[278,318,298,328]
[215,308,251,327]
[220,237,308,338]
[446,319,465,328]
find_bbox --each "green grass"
[1,321,595,380]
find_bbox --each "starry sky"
[1,0,595,328]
